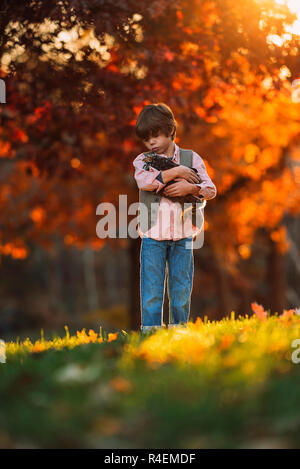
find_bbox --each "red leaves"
[12,128,28,143]
[163,48,175,62]
[26,101,52,128]
[106,63,119,73]
[122,139,136,152]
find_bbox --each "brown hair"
[135,103,177,142]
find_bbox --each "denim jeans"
[140,236,194,331]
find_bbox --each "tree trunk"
[267,236,287,314]
[48,235,65,314]
[83,247,99,312]
[214,258,232,320]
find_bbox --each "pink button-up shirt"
[133,142,217,240]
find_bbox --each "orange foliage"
[176,10,183,21]
[280,308,295,321]
[251,302,268,321]
[30,207,46,224]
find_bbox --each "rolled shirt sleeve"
[156,171,164,184]
[133,153,166,193]
[192,152,217,200]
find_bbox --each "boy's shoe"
[140,324,167,333]
[168,323,187,329]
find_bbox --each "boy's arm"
[191,152,217,200]
[133,154,177,193]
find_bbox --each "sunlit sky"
[275,0,300,34]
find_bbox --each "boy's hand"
[176,165,200,184]
[162,179,198,197]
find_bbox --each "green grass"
[1,310,300,449]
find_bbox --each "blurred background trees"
[0,0,299,335]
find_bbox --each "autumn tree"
[0,0,299,327]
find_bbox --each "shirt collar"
[173,142,179,159]
[165,142,179,160]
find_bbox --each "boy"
[133,103,217,332]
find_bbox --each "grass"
[0,305,300,449]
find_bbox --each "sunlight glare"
[275,0,300,35]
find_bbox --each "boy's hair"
[135,103,177,142]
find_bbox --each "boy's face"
[142,130,173,155]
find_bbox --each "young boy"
[133,103,217,332]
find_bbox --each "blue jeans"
[140,236,194,331]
